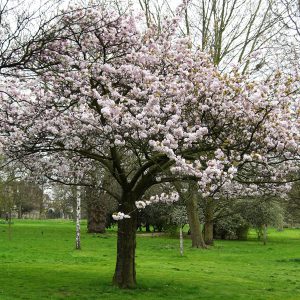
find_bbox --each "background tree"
[272,0,300,74]
[239,197,284,244]
[285,182,300,227]
[171,205,188,256]
[0,0,67,77]
[175,181,206,248]
[51,184,76,219]
[83,168,119,234]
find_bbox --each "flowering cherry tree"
[0,6,299,288]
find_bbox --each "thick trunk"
[113,195,137,288]
[204,220,214,245]
[87,204,106,233]
[186,193,206,248]
[204,200,214,245]
[86,194,106,233]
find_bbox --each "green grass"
[0,220,300,300]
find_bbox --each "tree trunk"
[179,226,184,256]
[8,210,12,241]
[204,220,214,245]
[85,187,107,234]
[204,200,214,245]
[263,224,267,245]
[113,195,137,289]
[17,204,22,219]
[186,192,206,248]
[145,223,150,232]
[87,203,106,233]
[39,184,44,220]
[39,201,44,219]
[74,186,81,250]
[72,199,77,222]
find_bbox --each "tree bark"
[17,204,22,219]
[39,184,44,220]
[74,186,81,250]
[186,191,206,248]
[87,202,106,233]
[179,226,184,256]
[85,187,107,234]
[204,220,214,245]
[8,210,12,241]
[113,194,137,288]
[204,200,214,245]
[263,224,267,245]
[145,222,150,232]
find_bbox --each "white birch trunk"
[75,186,81,250]
[39,184,44,220]
[179,226,184,256]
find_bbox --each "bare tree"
[136,0,287,75]
[271,0,300,74]
[0,0,65,76]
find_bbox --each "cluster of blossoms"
[135,200,151,209]
[137,192,180,207]
[113,192,180,221]
[112,212,131,221]
[149,192,180,204]
[213,181,292,200]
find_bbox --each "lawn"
[0,220,300,300]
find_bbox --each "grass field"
[0,220,300,300]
